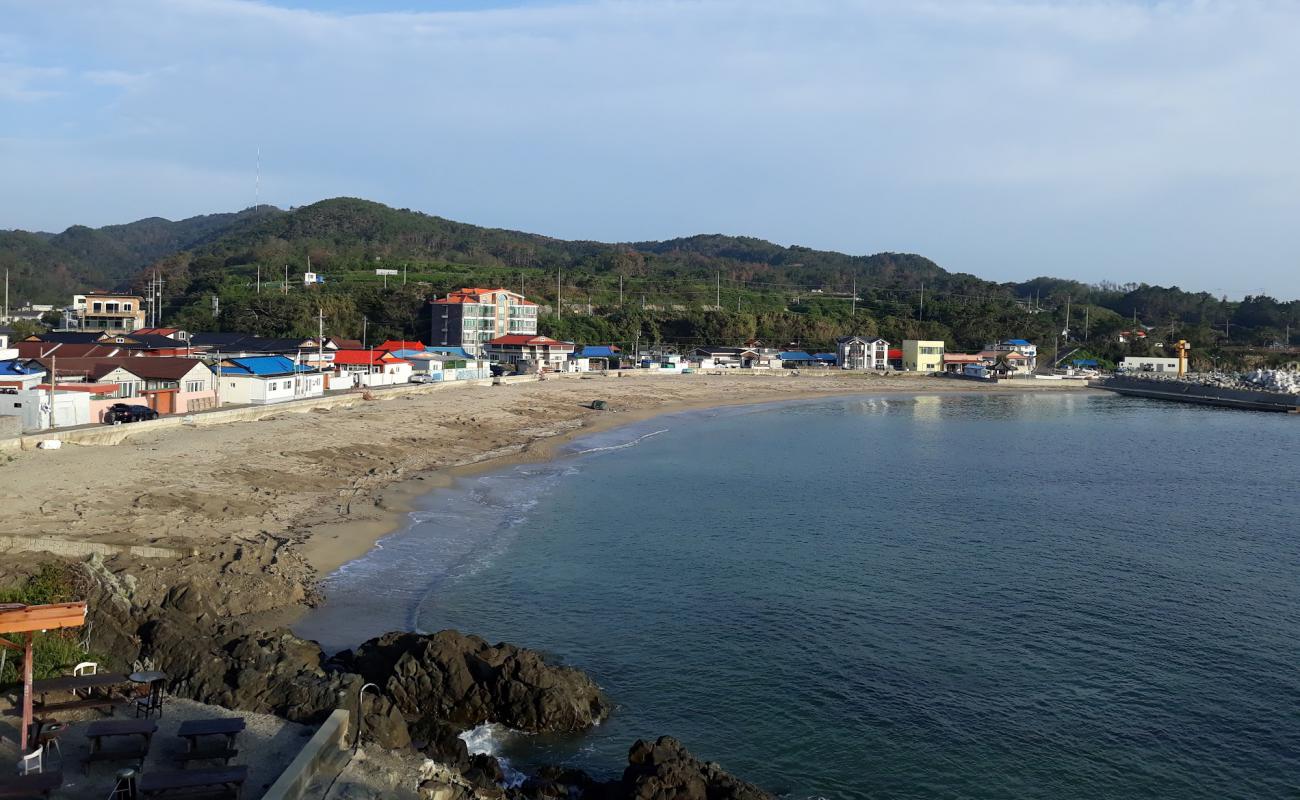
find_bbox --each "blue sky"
[3,0,1299,298]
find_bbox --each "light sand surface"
[0,372,1094,620]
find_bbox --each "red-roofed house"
[331,349,413,387]
[484,335,574,369]
[430,288,538,356]
[376,340,425,353]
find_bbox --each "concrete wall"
[0,534,194,559]
[262,709,350,800]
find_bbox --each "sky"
[2,0,1299,298]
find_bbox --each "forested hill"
[0,206,280,304]
[3,197,1297,367]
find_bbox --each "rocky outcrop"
[346,630,610,733]
[620,737,772,800]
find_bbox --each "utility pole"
[362,316,368,350]
[403,263,407,286]
[1064,294,1071,339]
[851,277,856,316]
[257,265,261,294]
[556,267,561,317]
[48,355,56,430]
[1084,305,1090,341]
[919,282,925,321]
[716,271,721,309]
[283,265,289,295]
[3,268,8,323]
[156,273,164,327]
[619,275,624,307]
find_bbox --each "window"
[123,303,132,310]
[93,302,103,312]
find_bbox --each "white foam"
[572,427,668,455]
[459,723,530,788]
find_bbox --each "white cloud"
[3,0,1300,295]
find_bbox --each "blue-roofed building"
[778,351,819,368]
[424,345,474,359]
[0,358,45,390]
[216,356,323,405]
[575,344,622,370]
[813,352,838,365]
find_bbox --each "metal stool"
[35,721,64,769]
[109,767,137,800]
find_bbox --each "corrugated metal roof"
[220,356,305,376]
[779,351,817,361]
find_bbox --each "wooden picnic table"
[176,717,245,764]
[138,765,248,799]
[84,718,157,772]
[0,772,62,800]
[3,672,127,718]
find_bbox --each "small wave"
[459,723,530,787]
[573,428,668,455]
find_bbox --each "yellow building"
[902,339,945,372]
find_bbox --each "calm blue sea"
[295,392,1300,799]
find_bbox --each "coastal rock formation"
[347,630,610,733]
[621,737,773,800]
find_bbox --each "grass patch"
[0,564,105,684]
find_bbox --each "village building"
[1119,356,1181,374]
[216,356,324,405]
[429,288,539,356]
[778,351,822,368]
[691,346,763,369]
[331,349,413,387]
[902,340,946,372]
[836,336,889,370]
[988,339,1038,372]
[485,334,574,369]
[70,293,147,333]
[25,356,217,414]
[942,353,985,374]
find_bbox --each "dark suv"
[104,403,159,424]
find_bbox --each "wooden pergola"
[0,602,87,755]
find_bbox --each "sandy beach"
[0,372,1093,622]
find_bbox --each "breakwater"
[1097,375,1300,412]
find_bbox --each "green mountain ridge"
[2,198,1296,367]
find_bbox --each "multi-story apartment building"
[429,288,538,356]
[70,293,147,333]
[902,339,946,372]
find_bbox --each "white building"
[836,336,889,370]
[989,339,1038,372]
[216,356,324,405]
[0,389,92,431]
[1119,356,1181,374]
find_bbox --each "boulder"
[352,630,609,733]
[621,737,772,800]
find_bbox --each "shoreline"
[292,382,1103,635]
[0,372,1100,633]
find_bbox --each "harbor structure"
[429,288,539,357]
[1119,356,1181,374]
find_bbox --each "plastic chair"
[18,745,42,776]
[73,661,98,676]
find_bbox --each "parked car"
[408,374,435,384]
[104,403,159,424]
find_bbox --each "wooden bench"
[84,718,157,773]
[176,718,244,765]
[0,772,63,800]
[138,765,248,799]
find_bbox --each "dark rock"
[352,630,609,733]
[622,737,773,800]
[413,718,472,771]
[464,753,505,789]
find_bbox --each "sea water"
[295,392,1300,799]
